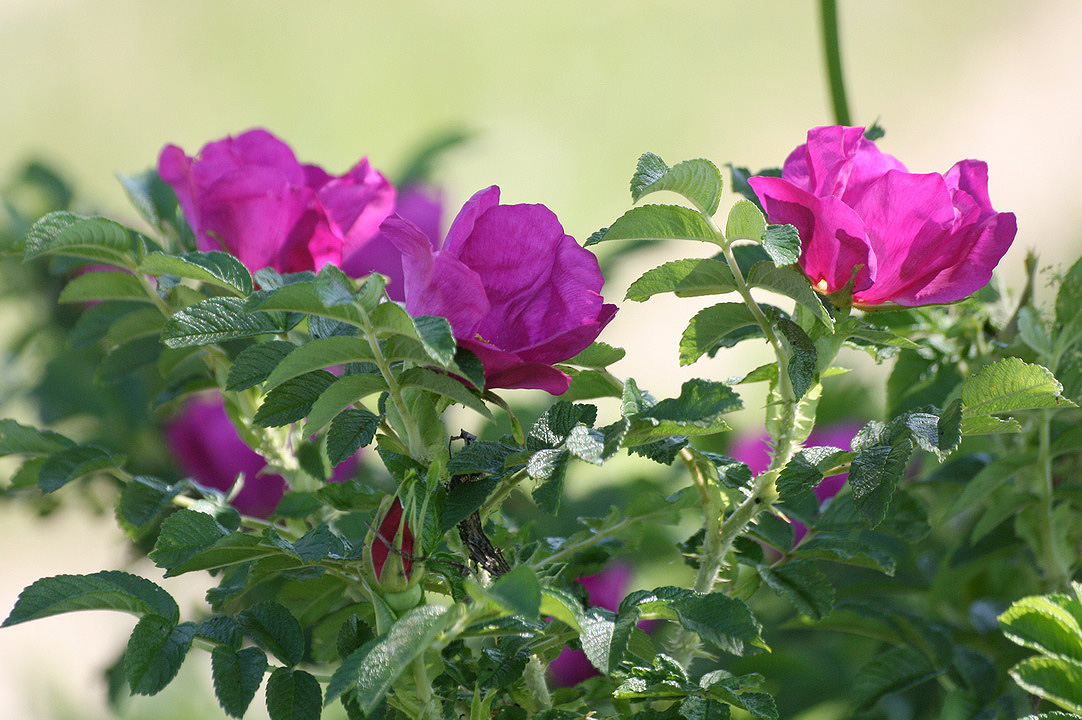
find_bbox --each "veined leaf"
[254,371,337,427]
[746,263,833,330]
[630,153,723,215]
[725,200,766,242]
[265,667,322,720]
[162,297,290,348]
[3,570,179,626]
[0,419,74,457]
[679,303,759,365]
[139,251,254,296]
[399,367,490,417]
[58,271,150,304]
[264,337,376,390]
[760,224,801,266]
[125,615,196,696]
[962,358,1076,417]
[626,258,737,302]
[24,212,140,268]
[587,205,718,247]
[211,646,267,718]
[1009,656,1082,715]
[225,341,298,391]
[304,374,389,435]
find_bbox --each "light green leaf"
[139,251,254,296]
[2,570,179,626]
[304,374,389,435]
[725,200,766,242]
[960,414,1023,435]
[679,303,759,365]
[626,258,737,302]
[586,205,718,247]
[627,378,741,443]
[162,297,290,348]
[760,224,801,266]
[248,281,364,327]
[58,271,150,304]
[488,566,542,621]
[1010,656,1082,715]
[999,593,1082,662]
[0,419,74,457]
[962,358,1077,416]
[630,153,723,215]
[845,324,922,350]
[125,615,196,696]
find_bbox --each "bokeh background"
[2,1,1081,718]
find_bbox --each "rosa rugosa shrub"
[382,185,617,393]
[749,125,1017,306]
[159,128,396,276]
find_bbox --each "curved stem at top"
[820,0,852,126]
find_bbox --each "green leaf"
[679,303,759,365]
[165,533,277,577]
[746,263,833,330]
[845,323,922,350]
[962,358,1076,416]
[626,258,737,302]
[125,615,196,696]
[999,593,1082,662]
[58,271,150,304]
[149,509,230,570]
[630,153,723,215]
[314,263,358,306]
[255,371,338,427]
[140,251,254,296]
[775,316,818,400]
[398,367,491,417]
[578,608,616,675]
[760,224,801,266]
[1056,255,1082,330]
[564,341,626,368]
[848,438,913,527]
[327,409,380,466]
[0,419,74,456]
[669,590,765,656]
[488,566,542,620]
[162,297,290,348]
[628,379,741,442]
[776,447,853,501]
[586,205,718,247]
[324,604,458,712]
[97,335,163,383]
[1009,656,1082,715]
[529,449,570,514]
[266,667,323,720]
[117,476,186,537]
[724,200,766,242]
[24,212,139,267]
[852,646,941,711]
[225,341,298,391]
[411,314,457,367]
[239,601,306,667]
[264,338,376,391]
[756,561,834,620]
[212,646,268,718]
[304,374,389,435]
[566,422,625,465]
[118,169,178,232]
[3,570,179,627]
[528,402,597,449]
[38,445,124,493]
[960,414,1023,435]
[793,532,896,575]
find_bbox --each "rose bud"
[365,496,423,609]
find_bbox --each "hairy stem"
[358,308,428,461]
[524,655,553,710]
[820,0,852,125]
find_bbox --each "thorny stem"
[524,655,553,711]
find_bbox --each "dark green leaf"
[489,566,542,620]
[238,602,306,666]
[447,440,522,477]
[149,509,230,570]
[327,409,380,466]
[125,615,196,696]
[528,402,597,450]
[2,570,179,627]
[756,561,834,620]
[728,166,780,211]
[398,367,490,417]
[0,419,74,456]
[776,447,852,501]
[24,212,139,267]
[226,341,298,391]
[670,590,765,656]
[162,297,290,348]
[117,476,186,537]
[679,303,759,365]
[305,374,389,434]
[629,379,742,442]
[412,315,457,367]
[775,316,818,400]
[255,371,338,427]
[266,667,323,720]
[852,646,941,710]
[263,338,376,391]
[212,646,268,718]
[140,251,254,296]
[587,205,718,247]
[38,445,123,493]
[118,169,178,234]
[848,438,913,526]
[630,153,723,215]
[746,263,833,330]
[529,449,570,514]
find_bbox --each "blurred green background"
[2,1,1080,717]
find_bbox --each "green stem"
[524,655,553,710]
[682,449,723,594]
[479,468,529,522]
[820,0,852,125]
[358,309,428,461]
[1037,408,1069,590]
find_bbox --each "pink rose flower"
[381,186,617,394]
[749,126,1016,306]
[166,393,356,518]
[158,128,395,277]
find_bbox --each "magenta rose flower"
[748,126,1016,306]
[166,393,356,518]
[381,186,617,394]
[728,421,863,542]
[159,128,395,277]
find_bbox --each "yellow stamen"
[814,278,830,293]
[474,333,490,344]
